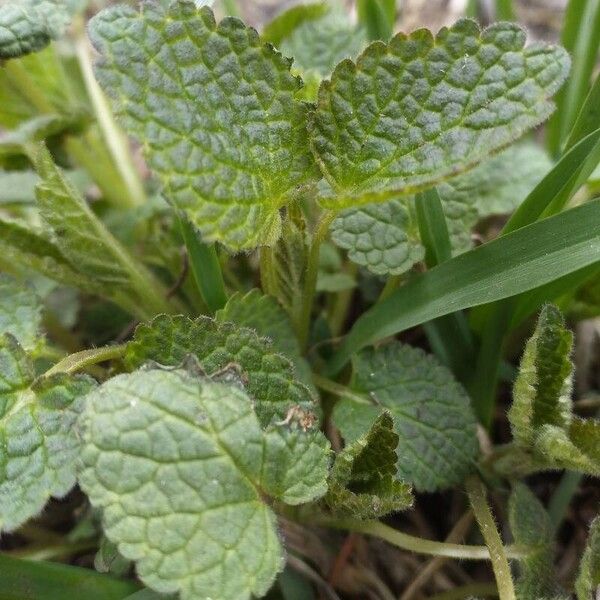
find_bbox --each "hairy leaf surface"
[0,334,95,531]
[0,274,42,351]
[78,368,329,600]
[126,314,316,425]
[311,19,569,208]
[576,517,600,600]
[326,412,412,518]
[333,342,479,491]
[509,305,573,446]
[0,1,69,59]
[216,289,314,391]
[90,2,317,251]
[331,198,424,275]
[509,483,561,599]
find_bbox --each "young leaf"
[216,289,314,391]
[125,314,316,425]
[78,368,329,600]
[0,274,42,351]
[333,342,479,491]
[508,483,561,599]
[0,333,95,532]
[576,516,600,600]
[330,199,424,276]
[89,2,317,251]
[508,306,600,476]
[325,412,412,518]
[0,1,69,60]
[311,19,569,209]
[509,305,573,447]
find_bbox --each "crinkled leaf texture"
[509,483,562,599]
[311,19,569,209]
[125,314,316,426]
[0,274,42,352]
[216,289,314,392]
[89,1,317,252]
[333,342,479,492]
[331,143,553,275]
[326,412,412,518]
[0,334,95,532]
[576,516,600,600]
[78,368,329,600]
[331,198,424,276]
[0,1,69,59]
[509,305,600,476]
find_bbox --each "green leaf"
[333,342,479,492]
[438,142,553,251]
[328,199,600,375]
[331,198,424,276]
[316,242,356,292]
[325,412,412,518]
[78,368,329,600]
[216,289,314,392]
[89,2,317,251]
[0,218,95,291]
[270,219,307,318]
[0,552,140,600]
[311,19,569,209]
[125,314,316,425]
[0,333,95,532]
[0,274,42,351]
[0,1,69,59]
[576,516,600,600]
[33,144,172,318]
[262,2,329,47]
[508,483,561,599]
[509,305,573,447]
[279,6,366,78]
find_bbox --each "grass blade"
[0,553,140,600]
[504,129,600,234]
[546,0,600,155]
[566,73,600,149]
[357,0,396,41]
[327,200,600,375]
[178,215,227,314]
[416,189,475,381]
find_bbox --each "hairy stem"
[45,345,127,376]
[466,477,516,600]
[315,517,527,561]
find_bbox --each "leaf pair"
[90,1,569,251]
[508,305,600,476]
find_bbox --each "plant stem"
[298,211,335,350]
[314,517,527,561]
[312,374,371,405]
[73,20,146,209]
[45,345,127,376]
[428,582,499,600]
[3,60,55,112]
[466,477,517,600]
[178,214,227,313]
[378,274,401,303]
[548,470,583,534]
